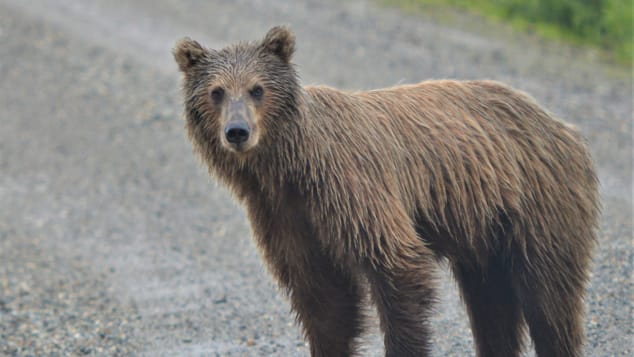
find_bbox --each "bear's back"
[302,80,598,244]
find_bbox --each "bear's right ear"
[173,38,206,72]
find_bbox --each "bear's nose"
[225,122,250,144]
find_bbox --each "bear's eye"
[210,87,224,103]
[250,85,264,100]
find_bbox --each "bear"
[173,26,600,357]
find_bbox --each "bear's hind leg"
[452,257,525,357]
[515,245,590,357]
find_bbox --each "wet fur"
[174,27,600,357]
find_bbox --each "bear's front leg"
[283,251,365,357]
[247,198,365,357]
[357,213,437,357]
[366,245,437,357]
[261,235,365,356]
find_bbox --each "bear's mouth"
[221,136,258,154]
[225,141,248,152]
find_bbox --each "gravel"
[0,0,631,356]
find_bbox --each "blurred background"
[0,0,631,356]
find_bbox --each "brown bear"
[173,26,599,357]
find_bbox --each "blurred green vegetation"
[385,0,633,64]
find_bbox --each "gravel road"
[0,0,631,356]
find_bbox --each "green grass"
[384,0,633,65]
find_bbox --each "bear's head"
[174,26,300,156]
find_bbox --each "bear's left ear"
[173,37,206,72]
[261,26,295,63]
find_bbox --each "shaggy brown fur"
[174,27,600,357]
